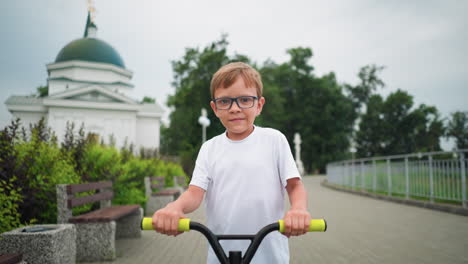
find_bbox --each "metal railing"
[326,149,468,208]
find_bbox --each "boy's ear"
[210,101,219,117]
[256,97,265,116]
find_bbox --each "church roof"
[55,12,125,68]
[140,102,165,113]
[55,38,125,68]
[5,96,43,105]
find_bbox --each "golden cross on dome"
[87,0,97,22]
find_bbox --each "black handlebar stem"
[190,222,230,263]
[189,222,281,264]
[242,223,279,264]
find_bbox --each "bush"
[113,158,152,207]
[81,144,122,182]
[15,133,80,223]
[0,177,25,233]
[0,118,187,230]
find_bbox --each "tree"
[355,95,385,157]
[36,85,48,97]
[165,41,358,173]
[356,89,445,156]
[346,64,385,112]
[261,47,356,172]
[141,96,156,104]
[446,111,468,149]
[163,36,239,174]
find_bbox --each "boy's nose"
[229,101,242,112]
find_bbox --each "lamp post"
[294,133,305,175]
[198,108,211,144]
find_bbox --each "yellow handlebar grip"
[140,217,191,232]
[178,218,191,232]
[309,219,327,232]
[278,219,327,233]
[141,217,153,230]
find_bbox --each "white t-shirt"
[190,126,301,264]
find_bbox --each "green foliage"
[0,117,186,231]
[36,85,48,97]
[163,36,234,175]
[446,111,468,149]
[0,177,23,233]
[356,90,445,157]
[81,144,122,182]
[163,40,357,173]
[259,48,356,172]
[15,123,80,223]
[80,143,185,208]
[0,119,28,232]
[62,122,88,178]
[346,65,385,111]
[141,96,156,103]
[0,118,80,225]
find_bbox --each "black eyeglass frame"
[211,96,259,110]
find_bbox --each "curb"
[321,180,468,217]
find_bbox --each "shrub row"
[0,119,186,233]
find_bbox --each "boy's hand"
[282,208,311,238]
[152,202,186,237]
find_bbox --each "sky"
[1,0,467,150]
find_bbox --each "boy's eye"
[239,97,252,103]
[219,99,231,105]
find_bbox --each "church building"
[5,13,164,151]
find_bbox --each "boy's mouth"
[229,118,244,122]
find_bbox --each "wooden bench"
[175,175,189,190]
[144,176,181,216]
[0,254,23,264]
[56,181,142,262]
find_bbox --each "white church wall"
[11,111,47,129]
[136,116,160,151]
[48,79,132,97]
[48,107,137,148]
[49,66,129,82]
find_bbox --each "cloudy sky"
[1,0,467,150]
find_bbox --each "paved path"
[83,176,468,263]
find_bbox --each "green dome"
[55,38,125,68]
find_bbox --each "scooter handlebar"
[141,217,327,232]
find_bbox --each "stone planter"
[0,224,76,264]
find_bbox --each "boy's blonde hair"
[210,62,263,99]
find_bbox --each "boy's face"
[210,77,265,141]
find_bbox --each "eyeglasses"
[212,96,259,110]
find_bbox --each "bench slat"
[68,191,113,208]
[152,189,180,196]
[150,177,164,182]
[175,176,187,186]
[0,254,23,264]
[151,183,164,189]
[67,181,112,194]
[69,205,140,223]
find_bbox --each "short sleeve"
[190,142,211,191]
[277,132,301,188]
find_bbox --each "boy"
[152,62,311,263]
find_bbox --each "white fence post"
[361,161,365,191]
[461,152,466,208]
[387,159,392,196]
[405,157,409,199]
[352,161,355,190]
[429,155,434,203]
[372,159,376,192]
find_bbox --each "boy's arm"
[152,185,205,236]
[284,177,311,237]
